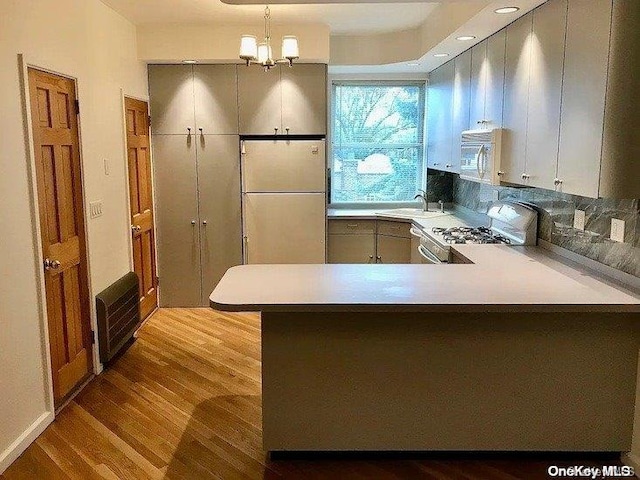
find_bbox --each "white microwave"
[459,128,503,185]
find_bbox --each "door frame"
[120,91,161,315]
[17,54,99,415]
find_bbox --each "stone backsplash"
[450,174,639,278]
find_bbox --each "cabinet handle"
[554,178,563,185]
[446,164,452,168]
[202,220,207,226]
[521,173,530,180]
[376,255,382,263]
[347,224,358,228]
[274,127,279,135]
[497,171,505,177]
[368,255,374,263]
[187,127,192,133]
[433,163,440,166]
[285,127,290,134]
[191,220,196,225]
[199,127,203,133]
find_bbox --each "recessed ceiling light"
[456,36,476,41]
[182,60,197,64]
[434,53,450,58]
[494,7,520,14]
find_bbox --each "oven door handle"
[410,227,426,239]
[418,244,443,264]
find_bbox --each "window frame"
[328,79,427,209]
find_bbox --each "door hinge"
[90,330,95,345]
[156,276,160,286]
[148,115,152,127]
[74,99,80,115]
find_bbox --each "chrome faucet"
[414,189,429,212]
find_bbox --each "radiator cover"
[95,272,141,364]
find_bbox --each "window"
[330,82,425,205]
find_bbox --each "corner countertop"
[210,244,640,313]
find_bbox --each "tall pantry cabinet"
[149,65,242,307]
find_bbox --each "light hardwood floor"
[2,308,622,479]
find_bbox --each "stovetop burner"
[432,226,512,245]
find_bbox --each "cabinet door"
[470,40,488,129]
[328,234,375,264]
[557,0,612,198]
[502,13,533,185]
[376,234,411,264]
[193,65,239,135]
[427,62,454,171]
[450,49,472,173]
[152,135,201,307]
[526,0,567,190]
[485,29,506,129]
[238,66,282,135]
[148,65,195,135]
[197,135,243,306]
[281,64,327,135]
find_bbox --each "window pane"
[331,83,424,204]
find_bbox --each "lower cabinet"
[328,219,411,264]
[153,133,242,307]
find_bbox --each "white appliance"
[415,201,538,264]
[460,128,503,185]
[241,139,326,264]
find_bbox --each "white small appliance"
[459,128,503,185]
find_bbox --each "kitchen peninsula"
[210,244,640,453]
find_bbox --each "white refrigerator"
[241,139,326,264]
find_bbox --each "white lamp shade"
[239,35,258,60]
[282,36,299,59]
[257,42,272,64]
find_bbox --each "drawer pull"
[347,224,358,228]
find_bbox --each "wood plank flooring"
[2,308,623,479]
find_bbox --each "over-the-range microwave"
[459,128,503,185]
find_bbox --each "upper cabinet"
[281,64,327,135]
[149,64,238,135]
[148,65,196,135]
[470,31,506,130]
[427,61,454,171]
[449,49,472,173]
[238,64,327,136]
[525,0,567,190]
[193,65,239,135]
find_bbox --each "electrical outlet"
[610,218,625,243]
[573,209,586,231]
[89,200,103,219]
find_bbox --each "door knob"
[44,258,61,271]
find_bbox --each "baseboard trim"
[0,411,54,474]
[621,452,640,478]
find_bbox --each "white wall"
[0,0,147,471]
[138,23,330,63]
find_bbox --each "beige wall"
[138,23,331,63]
[0,0,147,470]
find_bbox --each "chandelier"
[239,6,299,71]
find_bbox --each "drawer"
[377,220,411,238]
[328,219,376,235]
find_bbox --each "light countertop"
[210,245,640,313]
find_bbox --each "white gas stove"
[412,202,538,264]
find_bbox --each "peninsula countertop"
[210,245,640,313]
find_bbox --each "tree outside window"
[331,83,425,204]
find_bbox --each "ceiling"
[101,0,439,35]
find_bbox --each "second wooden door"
[125,97,157,320]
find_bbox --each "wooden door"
[197,135,243,306]
[28,68,93,406]
[281,64,327,135]
[238,65,282,135]
[376,235,411,264]
[125,97,157,319]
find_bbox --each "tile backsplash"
[450,175,640,278]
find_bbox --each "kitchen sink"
[375,208,451,219]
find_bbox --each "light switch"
[573,210,586,231]
[610,218,625,243]
[89,200,103,219]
